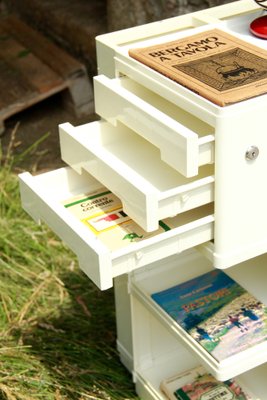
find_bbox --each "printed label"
[62,187,170,251]
[200,385,234,400]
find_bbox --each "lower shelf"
[134,353,267,400]
[129,249,267,396]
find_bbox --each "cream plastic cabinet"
[96,1,267,271]
[19,1,267,399]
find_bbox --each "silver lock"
[245,146,259,161]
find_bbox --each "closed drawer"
[59,120,214,232]
[19,167,214,290]
[94,75,215,178]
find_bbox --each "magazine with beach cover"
[128,28,267,106]
[151,269,267,362]
[62,186,175,251]
[160,366,257,400]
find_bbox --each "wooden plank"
[0,57,69,120]
[0,33,66,94]
[0,21,68,121]
[0,15,93,129]
[1,15,87,79]
[0,58,36,114]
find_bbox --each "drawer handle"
[181,194,190,204]
[135,251,143,261]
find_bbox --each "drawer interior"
[117,76,215,140]
[60,120,214,194]
[94,74,215,177]
[60,120,214,230]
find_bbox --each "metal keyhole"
[245,146,259,161]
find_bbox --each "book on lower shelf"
[128,28,267,106]
[160,366,257,399]
[151,269,267,362]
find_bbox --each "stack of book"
[151,268,267,399]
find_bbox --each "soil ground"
[1,92,99,173]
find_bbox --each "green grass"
[0,136,138,400]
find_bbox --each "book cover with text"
[62,187,171,251]
[129,29,267,106]
[151,269,267,361]
[160,366,256,400]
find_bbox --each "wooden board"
[0,15,93,134]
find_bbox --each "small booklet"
[62,186,172,251]
[160,366,257,399]
[151,269,267,362]
[129,28,267,106]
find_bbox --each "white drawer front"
[19,167,214,291]
[59,120,214,232]
[94,75,215,178]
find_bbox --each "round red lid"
[250,15,267,39]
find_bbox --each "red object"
[250,15,267,39]
[97,213,119,222]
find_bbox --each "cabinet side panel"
[214,99,267,267]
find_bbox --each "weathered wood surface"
[0,15,93,135]
[3,0,106,75]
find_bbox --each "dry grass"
[0,131,137,400]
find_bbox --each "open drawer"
[59,120,214,232]
[94,75,215,178]
[19,167,214,290]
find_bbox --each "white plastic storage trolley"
[19,1,267,398]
